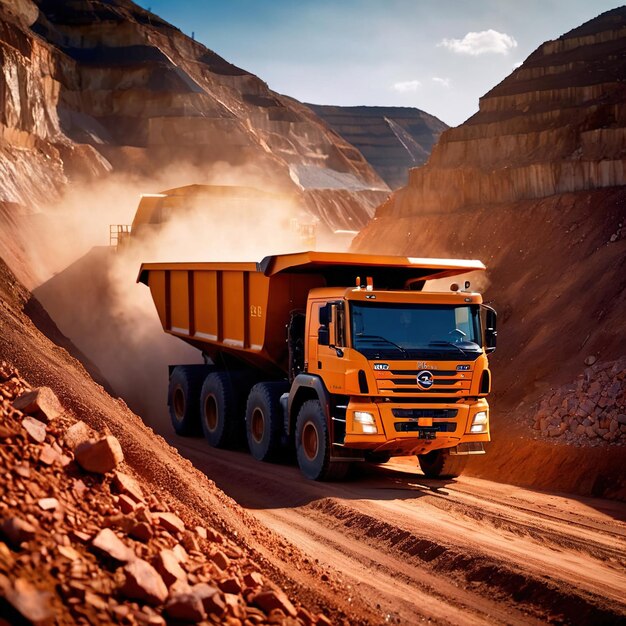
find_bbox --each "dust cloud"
[31,162,338,429]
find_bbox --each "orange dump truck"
[138,252,497,480]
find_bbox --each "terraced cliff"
[354,7,626,493]
[0,0,389,285]
[306,105,447,189]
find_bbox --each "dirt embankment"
[0,257,371,624]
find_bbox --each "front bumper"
[342,397,490,456]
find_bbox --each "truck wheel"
[200,372,238,448]
[168,366,207,436]
[417,449,468,478]
[295,400,349,481]
[245,382,289,462]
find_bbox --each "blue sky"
[137,1,621,126]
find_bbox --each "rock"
[181,530,199,552]
[172,544,188,564]
[195,526,207,540]
[204,527,224,543]
[244,571,264,588]
[584,355,597,366]
[219,576,242,594]
[617,414,626,425]
[297,607,316,626]
[13,387,63,422]
[579,399,596,415]
[165,591,207,622]
[130,522,153,542]
[75,436,124,473]
[154,549,187,587]
[1,517,37,544]
[210,549,230,571]
[22,416,46,443]
[192,583,225,616]
[39,444,61,466]
[252,588,297,618]
[37,498,59,511]
[58,545,81,561]
[112,471,144,503]
[64,421,94,450]
[3,577,53,625]
[91,528,134,562]
[121,559,168,605]
[117,494,137,514]
[153,511,185,534]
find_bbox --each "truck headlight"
[354,411,378,434]
[470,411,488,433]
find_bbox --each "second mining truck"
[138,252,497,480]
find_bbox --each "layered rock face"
[0,0,388,259]
[381,8,626,216]
[307,104,447,189]
[354,8,626,490]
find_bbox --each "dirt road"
[163,431,626,625]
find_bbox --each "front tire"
[295,400,349,481]
[245,382,289,461]
[417,449,468,478]
[168,366,208,436]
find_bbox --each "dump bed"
[138,252,485,374]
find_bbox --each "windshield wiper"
[428,340,468,356]
[357,334,409,358]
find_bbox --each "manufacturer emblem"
[417,371,434,389]
[457,364,471,371]
[373,363,389,370]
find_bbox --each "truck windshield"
[350,302,482,360]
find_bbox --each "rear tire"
[295,400,349,481]
[417,449,468,478]
[245,382,289,461]
[168,366,209,436]
[199,372,239,448]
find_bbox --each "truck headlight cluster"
[354,411,378,434]
[470,411,488,433]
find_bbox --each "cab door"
[307,300,348,394]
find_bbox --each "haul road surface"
[162,430,626,626]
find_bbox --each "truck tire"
[199,372,238,448]
[245,382,289,462]
[168,366,207,436]
[295,399,349,481]
[417,449,468,478]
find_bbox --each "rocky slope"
[0,0,389,287]
[0,255,371,624]
[353,7,626,496]
[306,104,447,189]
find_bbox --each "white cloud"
[438,29,517,56]
[392,79,421,93]
[432,77,451,88]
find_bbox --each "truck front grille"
[392,408,458,419]
[394,422,457,433]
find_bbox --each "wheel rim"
[251,408,265,443]
[173,387,185,421]
[204,395,218,432]
[302,421,319,461]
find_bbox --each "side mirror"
[483,306,497,353]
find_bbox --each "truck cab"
[287,281,496,479]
